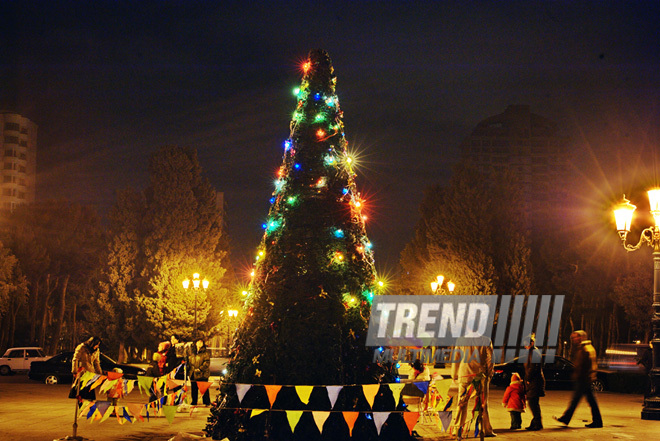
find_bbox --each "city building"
[1,112,37,213]
[459,105,571,232]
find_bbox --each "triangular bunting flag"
[96,401,112,417]
[250,409,267,418]
[343,411,359,437]
[116,408,126,425]
[166,378,180,390]
[162,405,177,424]
[86,403,97,420]
[137,375,154,395]
[100,406,114,423]
[435,379,451,401]
[78,400,93,418]
[125,379,135,395]
[295,386,314,405]
[326,385,343,409]
[312,411,330,434]
[438,411,452,432]
[236,384,252,403]
[234,383,252,403]
[107,371,123,381]
[387,383,405,407]
[79,371,94,389]
[100,379,117,394]
[122,407,133,424]
[265,385,282,408]
[127,403,145,422]
[362,384,380,409]
[413,381,429,395]
[90,375,106,391]
[196,381,212,396]
[372,412,390,435]
[403,412,420,435]
[286,410,304,433]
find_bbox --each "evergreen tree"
[400,161,531,297]
[207,50,394,441]
[96,146,231,355]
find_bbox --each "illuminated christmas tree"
[206,50,406,440]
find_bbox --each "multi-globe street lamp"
[430,274,455,294]
[613,189,660,420]
[182,273,209,339]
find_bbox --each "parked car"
[0,347,49,375]
[491,354,609,391]
[28,351,147,385]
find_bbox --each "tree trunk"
[38,274,58,348]
[28,279,40,342]
[49,274,69,354]
[118,341,126,363]
[71,303,77,350]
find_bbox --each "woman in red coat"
[502,372,526,429]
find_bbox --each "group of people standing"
[70,334,212,407]
[146,334,212,406]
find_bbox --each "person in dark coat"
[188,338,211,406]
[554,330,603,428]
[165,334,184,377]
[524,335,545,431]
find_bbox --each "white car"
[0,347,49,375]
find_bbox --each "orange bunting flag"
[265,385,282,408]
[127,403,145,422]
[286,410,304,433]
[107,371,123,381]
[312,411,330,434]
[387,383,406,407]
[362,384,380,409]
[295,386,314,405]
[373,412,390,435]
[403,411,420,435]
[90,375,107,391]
[342,411,359,437]
[196,381,212,396]
[166,378,181,390]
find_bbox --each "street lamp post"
[613,189,660,420]
[430,274,456,294]
[182,273,209,339]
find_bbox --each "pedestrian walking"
[188,338,211,406]
[554,330,603,428]
[524,334,545,431]
[502,372,525,429]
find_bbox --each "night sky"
[2,1,659,275]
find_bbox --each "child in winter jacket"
[502,372,526,429]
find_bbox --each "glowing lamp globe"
[613,196,636,234]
